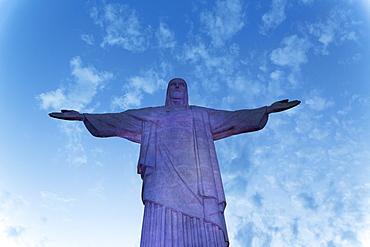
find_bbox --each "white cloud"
[183,43,227,70]
[156,22,176,49]
[298,0,313,4]
[260,0,288,34]
[182,42,210,64]
[294,110,320,136]
[308,127,330,140]
[111,63,169,110]
[337,94,359,115]
[68,57,112,108]
[181,42,237,87]
[307,7,359,55]
[217,88,370,246]
[222,75,266,108]
[37,56,113,111]
[286,72,299,86]
[88,179,105,199]
[217,80,370,247]
[200,0,245,47]
[0,192,29,246]
[5,226,26,238]
[0,191,29,217]
[267,69,285,97]
[338,53,362,65]
[36,88,66,111]
[112,90,143,110]
[81,33,94,45]
[90,3,151,51]
[37,57,111,165]
[40,191,75,210]
[224,127,370,246]
[305,90,334,111]
[61,122,88,165]
[270,35,311,70]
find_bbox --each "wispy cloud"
[200,0,245,47]
[222,75,266,108]
[88,179,105,199]
[0,191,29,245]
[37,88,66,111]
[180,40,240,101]
[270,34,311,70]
[225,139,370,246]
[0,190,29,218]
[90,3,151,51]
[40,191,75,205]
[37,57,112,165]
[81,33,94,45]
[40,191,75,210]
[182,42,233,72]
[298,0,313,4]
[305,89,335,111]
[5,226,26,238]
[292,192,318,211]
[111,63,170,110]
[59,122,88,165]
[218,89,370,246]
[337,94,360,116]
[37,56,113,111]
[267,69,286,98]
[156,22,176,49]
[294,107,331,140]
[307,7,359,55]
[260,0,288,34]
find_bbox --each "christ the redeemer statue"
[49,78,300,247]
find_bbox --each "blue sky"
[1,0,370,246]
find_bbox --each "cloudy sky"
[1,0,370,246]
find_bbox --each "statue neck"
[168,98,186,106]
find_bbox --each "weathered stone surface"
[49,78,300,246]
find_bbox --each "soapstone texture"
[49,78,300,246]
[82,79,268,246]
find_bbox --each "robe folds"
[83,105,268,247]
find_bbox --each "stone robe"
[83,105,268,247]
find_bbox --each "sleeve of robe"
[82,110,143,143]
[209,106,268,140]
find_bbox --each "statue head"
[165,78,189,106]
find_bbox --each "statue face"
[168,79,186,100]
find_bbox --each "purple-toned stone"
[49,78,300,246]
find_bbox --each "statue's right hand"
[49,110,85,121]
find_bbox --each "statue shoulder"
[190,105,212,111]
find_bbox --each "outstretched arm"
[49,109,142,143]
[266,99,301,114]
[49,110,86,121]
[210,99,300,140]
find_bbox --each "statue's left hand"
[49,110,86,121]
[267,99,301,114]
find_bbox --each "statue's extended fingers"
[284,100,301,110]
[278,99,289,103]
[290,100,301,106]
[61,110,76,114]
[49,112,64,119]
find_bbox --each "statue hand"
[267,99,301,114]
[49,110,85,121]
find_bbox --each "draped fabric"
[140,200,227,247]
[83,105,268,246]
